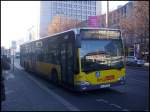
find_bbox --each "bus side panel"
[59,31,75,87]
[75,68,125,84]
[35,61,61,80]
[74,67,125,91]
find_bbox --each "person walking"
[1,55,11,102]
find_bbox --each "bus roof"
[21,27,121,46]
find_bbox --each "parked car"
[126,56,145,66]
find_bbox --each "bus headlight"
[77,81,90,86]
[118,76,126,81]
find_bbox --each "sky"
[1,1,40,49]
[1,1,129,49]
[101,1,129,14]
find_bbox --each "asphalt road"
[2,59,149,111]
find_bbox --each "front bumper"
[74,80,126,91]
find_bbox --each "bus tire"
[25,62,29,72]
[51,69,58,84]
[24,62,27,71]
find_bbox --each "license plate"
[105,75,114,80]
[101,84,110,88]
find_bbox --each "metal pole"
[13,49,14,71]
[106,1,109,28]
[59,15,61,32]
[76,9,77,28]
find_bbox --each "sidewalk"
[1,61,71,111]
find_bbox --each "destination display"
[80,29,121,39]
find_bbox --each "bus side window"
[45,48,49,62]
[67,42,73,73]
[50,48,59,64]
[37,50,43,62]
[55,48,59,65]
[43,41,48,63]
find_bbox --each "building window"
[77,10,80,13]
[77,1,80,4]
[88,7,91,10]
[83,1,87,5]
[73,10,76,14]
[71,10,73,14]
[78,5,81,9]
[92,2,96,5]
[77,15,81,20]
[65,4,67,8]
[87,1,89,5]
[88,1,91,5]
[85,6,87,9]
[84,11,87,14]
[74,5,77,8]
[92,7,95,10]
[73,1,77,4]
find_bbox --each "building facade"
[98,2,133,29]
[96,1,102,15]
[40,1,101,37]
[85,1,149,61]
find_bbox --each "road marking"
[96,99,108,104]
[96,99,130,111]
[109,103,122,109]
[26,74,79,111]
[5,90,14,95]
[129,78,149,85]
[127,67,149,71]
[122,109,129,111]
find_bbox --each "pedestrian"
[1,74,5,101]
[1,55,11,102]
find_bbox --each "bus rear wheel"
[50,70,58,84]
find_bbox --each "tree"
[120,1,149,59]
[48,15,81,36]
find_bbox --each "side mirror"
[75,34,81,48]
[74,48,80,75]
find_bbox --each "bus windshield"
[80,39,124,73]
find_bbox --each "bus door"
[66,40,74,87]
[31,44,36,71]
[60,43,67,84]
[31,53,36,71]
[60,36,74,87]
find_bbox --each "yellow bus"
[20,28,126,91]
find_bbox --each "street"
[2,59,149,111]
